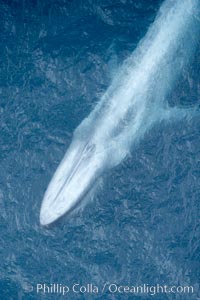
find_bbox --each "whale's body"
[40,0,199,225]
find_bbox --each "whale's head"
[40,140,104,225]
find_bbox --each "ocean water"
[0,0,200,299]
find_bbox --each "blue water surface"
[0,0,200,299]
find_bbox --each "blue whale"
[40,0,199,225]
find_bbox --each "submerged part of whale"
[40,0,199,225]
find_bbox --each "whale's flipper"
[159,106,199,123]
[106,43,119,80]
